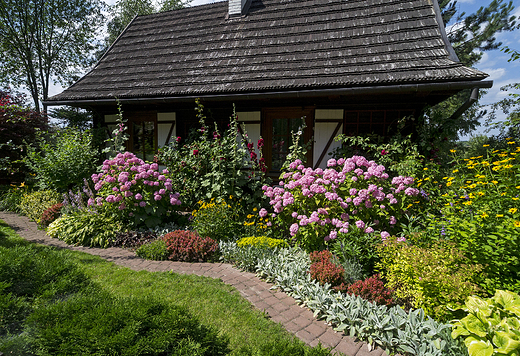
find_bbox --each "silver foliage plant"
[221,243,467,356]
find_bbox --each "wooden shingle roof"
[47,0,489,104]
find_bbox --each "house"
[45,0,492,175]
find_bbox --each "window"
[126,111,157,162]
[262,108,314,175]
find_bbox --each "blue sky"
[50,0,520,139]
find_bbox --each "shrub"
[158,100,269,209]
[346,274,395,307]
[0,183,28,213]
[38,203,63,228]
[242,208,275,237]
[24,127,99,192]
[191,198,244,241]
[309,250,348,292]
[236,236,289,249]
[376,236,483,321]
[451,290,520,356]
[162,230,218,262]
[219,240,282,272]
[260,155,420,252]
[91,151,182,228]
[329,227,380,277]
[135,239,169,261]
[0,89,49,184]
[47,210,121,247]
[26,289,230,356]
[425,140,520,294]
[19,189,61,223]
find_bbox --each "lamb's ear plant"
[451,290,520,356]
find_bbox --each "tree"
[0,0,105,112]
[102,0,189,54]
[442,0,518,67]
[0,88,49,184]
[417,0,519,154]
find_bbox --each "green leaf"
[452,325,471,339]
[493,331,520,354]
[494,290,520,310]
[465,337,494,356]
[462,314,488,338]
[466,296,492,316]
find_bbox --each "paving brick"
[318,329,343,348]
[333,338,363,356]
[292,315,313,329]
[280,307,303,322]
[284,320,304,333]
[304,322,328,338]
[352,343,384,356]
[296,329,315,344]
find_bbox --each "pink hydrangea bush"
[260,156,419,252]
[89,152,182,228]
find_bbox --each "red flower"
[381,149,387,155]
[176,136,181,142]
[257,138,264,148]
[193,149,199,156]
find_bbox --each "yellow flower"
[514,221,520,228]
[496,214,504,218]
[510,208,518,214]
[481,212,489,218]
[446,182,452,187]
[247,214,254,219]
[507,141,516,145]
[501,193,507,196]
[423,167,428,171]
[483,144,490,147]
[253,207,258,212]
[450,149,456,153]
[463,201,472,206]
[452,169,459,173]
[492,180,498,184]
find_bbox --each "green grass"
[0,220,333,356]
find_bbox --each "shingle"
[47,0,488,102]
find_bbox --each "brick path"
[0,212,388,356]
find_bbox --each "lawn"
[0,220,331,356]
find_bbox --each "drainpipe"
[448,87,480,121]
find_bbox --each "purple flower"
[139,201,146,207]
[381,231,390,240]
[355,220,365,229]
[289,223,299,236]
[135,193,143,200]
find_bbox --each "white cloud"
[480,67,506,81]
